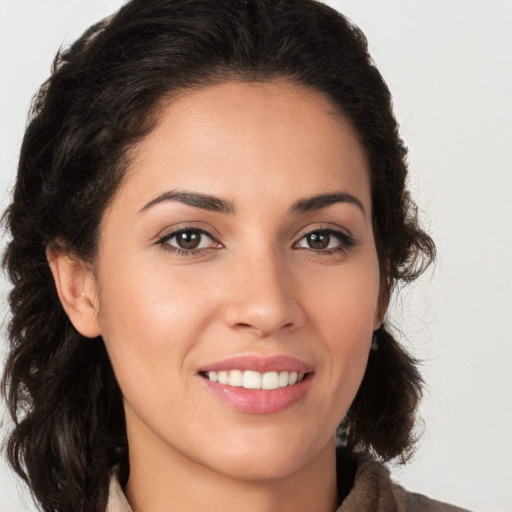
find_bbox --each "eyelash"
[156,227,218,256]
[293,228,356,254]
[155,226,356,256]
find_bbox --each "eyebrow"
[139,190,365,216]
[290,192,366,216]
[139,190,235,214]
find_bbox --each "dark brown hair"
[2,1,435,510]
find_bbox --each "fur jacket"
[106,451,471,512]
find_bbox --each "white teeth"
[229,369,243,387]
[261,371,279,390]
[278,371,289,387]
[243,370,261,389]
[206,369,306,389]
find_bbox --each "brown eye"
[305,232,330,250]
[296,229,355,252]
[175,231,202,249]
[160,229,216,252]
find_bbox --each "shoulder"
[337,450,472,512]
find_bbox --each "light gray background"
[1,1,511,511]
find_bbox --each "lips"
[198,355,314,414]
[199,355,313,374]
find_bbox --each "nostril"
[223,295,305,337]
[233,321,294,334]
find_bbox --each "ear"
[374,278,391,330]
[46,245,101,338]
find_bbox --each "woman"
[1,0,470,511]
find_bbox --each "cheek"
[304,254,380,392]
[308,253,381,337]
[96,260,217,399]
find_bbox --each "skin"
[49,81,384,512]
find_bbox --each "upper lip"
[199,355,314,374]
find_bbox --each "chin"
[199,430,327,482]
[214,455,304,481]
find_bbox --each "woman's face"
[91,82,382,480]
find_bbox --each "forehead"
[113,81,371,216]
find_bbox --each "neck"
[124,423,338,512]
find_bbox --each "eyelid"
[154,225,222,254]
[154,222,220,242]
[293,224,357,252]
[293,223,354,241]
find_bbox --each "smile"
[205,370,306,390]
[199,356,314,414]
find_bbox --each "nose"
[222,251,305,338]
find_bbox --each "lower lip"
[200,374,313,414]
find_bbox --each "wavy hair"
[2,0,435,510]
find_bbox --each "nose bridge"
[223,242,304,336]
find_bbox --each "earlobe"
[46,245,101,338]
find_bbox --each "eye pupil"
[307,232,329,249]
[177,231,201,249]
